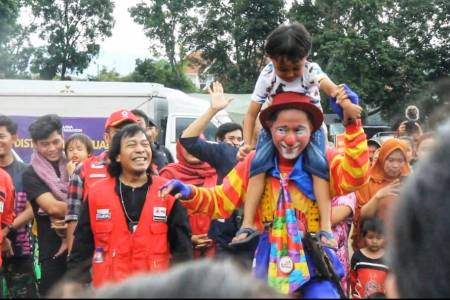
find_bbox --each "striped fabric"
[183,120,369,227]
[180,120,369,294]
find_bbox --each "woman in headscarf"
[352,138,411,250]
[160,141,218,258]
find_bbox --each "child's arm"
[238,101,262,161]
[319,77,339,98]
[321,78,362,122]
[243,101,262,147]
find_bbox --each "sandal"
[316,230,338,250]
[228,227,260,248]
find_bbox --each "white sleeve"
[251,64,274,105]
[304,62,329,87]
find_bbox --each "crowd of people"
[0,21,448,299]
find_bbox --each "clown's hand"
[159,179,193,200]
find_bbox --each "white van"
[0,79,232,162]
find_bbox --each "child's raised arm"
[243,101,263,147]
[319,77,340,98]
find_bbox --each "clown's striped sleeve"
[181,152,255,219]
[329,119,369,197]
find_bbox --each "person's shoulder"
[260,62,275,76]
[0,167,12,182]
[12,159,29,172]
[22,165,36,177]
[305,60,322,69]
[22,165,42,188]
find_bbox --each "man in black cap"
[131,109,174,171]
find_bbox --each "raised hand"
[208,81,233,112]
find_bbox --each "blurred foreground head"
[90,258,282,298]
[387,119,450,298]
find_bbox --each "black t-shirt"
[22,163,64,261]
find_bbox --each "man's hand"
[236,144,252,161]
[191,234,213,249]
[158,179,193,199]
[66,161,78,176]
[208,81,233,112]
[51,218,68,238]
[374,180,401,201]
[2,238,14,257]
[53,239,68,258]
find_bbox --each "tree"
[129,0,198,82]
[88,66,121,81]
[0,0,33,78]
[288,0,450,121]
[192,0,286,93]
[29,0,114,80]
[127,58,197,92]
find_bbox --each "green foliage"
[129,0,197,82]
[128,58,197,92]
[88,66,121,81]
[0,0,33,78]
[289,0,450,122]
[191,0,286,93]
[29,0,114,80]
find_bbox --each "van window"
[176,117,217,141]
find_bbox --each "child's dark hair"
[64,133,94,156]
[361,218,384,236]
[265,22,311,61]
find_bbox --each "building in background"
[184,51,214,90]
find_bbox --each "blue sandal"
[228,227,260,247]
[317,230,338,250]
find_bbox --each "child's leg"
[312,175,332,234]
[232,129,273,243]
[233,173,266,242]
[305,128,336,247]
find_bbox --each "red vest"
[82,152,109,201]
[88,175,175,288]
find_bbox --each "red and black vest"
[88,176,175,288]
[82,152,109,201]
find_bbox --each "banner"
[12,116,108,163]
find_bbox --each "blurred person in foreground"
[386,119,450,298]
[49,258,283,298]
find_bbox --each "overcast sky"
[84,0,152,76]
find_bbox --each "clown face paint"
[269,109,312,161]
